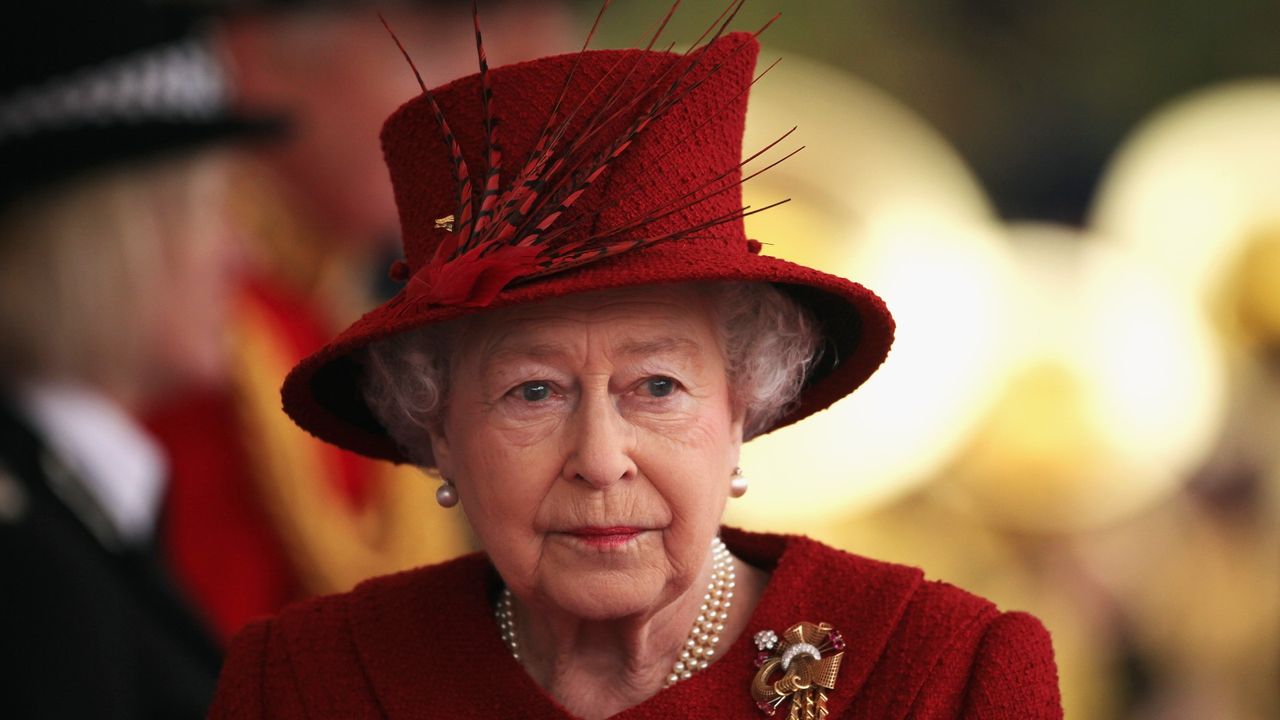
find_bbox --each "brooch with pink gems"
[750,622,845,718]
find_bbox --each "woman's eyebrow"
[476,336,703,376]
[479,341,575,372]
[615,336,702,361]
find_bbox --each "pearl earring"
[436,478,459,508]
[729,467,749,498]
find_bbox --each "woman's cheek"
[491,410,566,450]
[464,444,543,522]
[632,399,730,448]
[623,393,706,433]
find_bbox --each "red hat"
[281,6,894,463]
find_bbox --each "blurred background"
[4,1,1276,718]
[660,2,1280,719]
[580,2,1280,717]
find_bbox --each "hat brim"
[281,240,894,465]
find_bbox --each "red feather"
[379,15,474,248]
[463,1,503,246]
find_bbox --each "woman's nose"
[561,389,636,489]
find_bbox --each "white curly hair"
[360,281,822,467]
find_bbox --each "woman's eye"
[518,382,552,402]
[643,377,677,398]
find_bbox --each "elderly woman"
[211,7,1061,719]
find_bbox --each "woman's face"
[430,284,744,620]
[149,155,240,395]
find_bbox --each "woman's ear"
[728,400,746,463]
[730,399,747,446]
[427,420,454,478]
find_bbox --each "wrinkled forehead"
[458,284,724,367]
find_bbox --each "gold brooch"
[750,622,845,718]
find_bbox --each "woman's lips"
[562,526,644,548]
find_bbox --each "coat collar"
[345,528,924,719]
[0,387,222,669]
[13,380,166,543]
[0,387,122,549]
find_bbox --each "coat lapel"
[718,528,925,719]
[611,528,924,719]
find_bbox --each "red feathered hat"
[281,3,894,463]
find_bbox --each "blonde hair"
[0,154,228,393]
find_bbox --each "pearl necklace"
[495,537,735,687]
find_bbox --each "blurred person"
[145,0,577,642]
[210,4,1062,718]
[223,0,576,315]
[0,1,279,717]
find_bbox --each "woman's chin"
[519,528,701,619]
[537,567,668,621]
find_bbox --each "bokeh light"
[946,224,1227,531]
[728,53,1019,528]
[1092,82,1280,306]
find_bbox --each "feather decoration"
[467,2,502,240]
[494,0,760,253]
[378,15,474,257]
[386,0,797,309]
[479,53,789,258]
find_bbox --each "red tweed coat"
[209,528,1062,719]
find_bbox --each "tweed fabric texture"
[281,33,896,463]
[209,528,1062,719]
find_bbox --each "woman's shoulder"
[799,534,1052,640]
[209,552,494,719]
[756,527,1054,651]
[727,526,1001,626]
[348,550,494,606]
[270,550,491,630]
[726,528,1060,718]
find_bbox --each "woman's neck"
[507,552,768,720]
